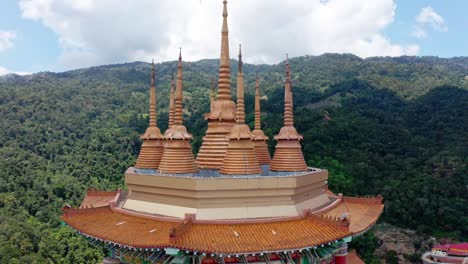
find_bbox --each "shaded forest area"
[0,54,467,263]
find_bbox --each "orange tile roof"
[62,194,383,254]
[63,207,176,247]
[174,216,348,253]
[321,196,384,234]
[79,190,118,208]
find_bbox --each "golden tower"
[270,55,307,172]
[158,50,198,174]
[196,0,237,171]
[220,45,261,175]
[252,77,271,165]
[134,60,164,169]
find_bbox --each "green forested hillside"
[0,54,467,263]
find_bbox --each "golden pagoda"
[158,49,198,174]
[219,45,261,175]
[61,1,383,264]
[252,76,271,167]
[134,60,164,170]
[270,55,308,172]
[196,0,237,172]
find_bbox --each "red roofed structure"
[61,1,381,263]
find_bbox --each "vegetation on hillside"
[0,54,466,263]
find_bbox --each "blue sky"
[0,0,466,75]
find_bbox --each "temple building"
[61,1,384,264]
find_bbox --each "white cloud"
[19,0,419,70]
[0,30,16,53]
[0,66,32,76]
[412,6,447,39]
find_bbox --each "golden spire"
[220,45,261,175]
[210,76,215,112]
[174,48,183,126]
[284,54,294,127]
[254,76,261,131]
[168,76,175,129]
[251,76,270,165]
[236,44,245,124]
[135,60,164,169]
[217,0,231,101]
[158,50,198,174]
[149,59,157,127]
[270,55,307,172]
[196,0,237,170]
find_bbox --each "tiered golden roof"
[252,77,271,165]
[220,46,261,175]
[134,61,164,169]
[158,50,198,174]
[270,55,307,172]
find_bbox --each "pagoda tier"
[270,134,307,172]
[135,61,164,169]
[158,137,198,174]
[252,77,271,165]
[196,0,236,170]
[219,126,261,175]
[134,138,164,169]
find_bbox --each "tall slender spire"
[284,54,294,127]
[159,50,198,174]
[220,45,261,175]
[168,76,175,129]
[196,0,237,170]
[175,48,183,126]
[135,60,164,170]
[270,55,307,172]
[149,59,157,127]
[254,76,261,131]
[217,0,231,101]
[236,44,245,124]
[252,76,271,165]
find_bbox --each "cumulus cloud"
[0,30,16,53]
[0,66,32,76]
[412,6,447,39]
[19,0,419,70]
